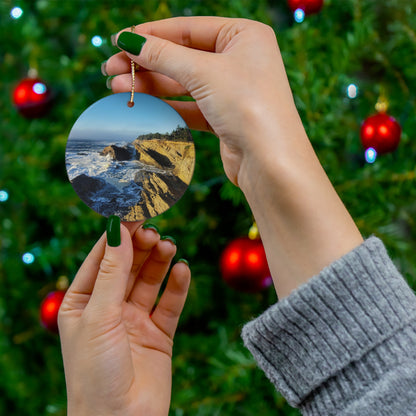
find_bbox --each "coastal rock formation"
[71,173,143,218]
[70,174,121,213]
[101,145,135,161]
[133,138,195,183]
[80,130,196,220]
[123,170,188,220]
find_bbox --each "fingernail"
[106,76,114,90]
[107,215,121,247]
[142,223,159,233]
[161,235,176,245]
[100,60,108,76]
[117,32,147,55]
[178,258,189,266]
[111,33,118,46]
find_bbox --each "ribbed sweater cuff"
[241,237,416,412]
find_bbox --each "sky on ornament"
[70,93,187,142]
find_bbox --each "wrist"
[237,115,363,298]
[237,107,310,194]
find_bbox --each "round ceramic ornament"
[65,92,195,221]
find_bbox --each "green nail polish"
[143,223,159,233]
[117,32,147,55]
[178,258,189,266]
[161,235,176,245]
[106,76,114,90]
[100,60,108,76]
[110,33,118,46]
[107,215,121,247]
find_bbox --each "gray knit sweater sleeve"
[241,237,416,415]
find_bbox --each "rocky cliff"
[123,170,188,220]
[100,144,136,161]
[133,138,194,183]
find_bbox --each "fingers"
[122,221,144,236]
[104,51,134,75]
[113,29,212,94]
[124,225,161,297]
[61,222,141,306]
[161,100,213,133]
[128,238,177,313]
[87,224,134,310]
[61,232,107,310]
[151,261,191,339]
[110,70,189,97]
[108,67,210,131]
[132,16,233,52]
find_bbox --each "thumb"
[88,216,133,310]
[116,31,209,93]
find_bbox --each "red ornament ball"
[13,77,52,118]
[40,290,66,333]
[360,113,401,155]
[287,0,324,14]
[220,237,272,293]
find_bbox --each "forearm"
[241,237,416,414]
[238,109,363,298]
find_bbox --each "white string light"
[347,83,358,99]
[0,190,8,202]
[365,147,377,164]
[10,7,23,19]
[294,9,305,23]
[22,252,35,264]
[91,35,103,47]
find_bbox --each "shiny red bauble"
[220,237,272,293]
[287,0,324,14]
[360,113,401,154]
[40,290,66,332]
[13,77,52,118]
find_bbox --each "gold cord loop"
[128,25,137,107]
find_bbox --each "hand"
[104,17,301,187]
[58,221,190,416]
[105,17,363,299]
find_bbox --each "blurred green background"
[1,0,416,414]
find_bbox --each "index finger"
[65,222,141,297]
[121,16,233,52]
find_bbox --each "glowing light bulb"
[91,35,103,47]
[0,190,8,202]
[294,8,305,23]
[33,82,47,95]
[365,147,377,164]
[22,252,35,264]
[347,84,358,99]
[11,7,23,19]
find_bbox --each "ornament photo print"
[66,92,195,221]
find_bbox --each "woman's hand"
[104,17,362,299]
[58,220,190,416]
[104,17,302,186]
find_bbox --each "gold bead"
[248,222,259,240]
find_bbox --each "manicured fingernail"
[161,235,176,245]
[178,258,189,266]
[107,215,121,247]
[117,32,147,55]
[111,33,118,46]
[101,60,108,76]
[142,223,159,233]
[106,76,114,89]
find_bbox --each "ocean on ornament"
[66,137,145,218]
[65,93,195,221]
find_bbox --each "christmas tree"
[1,0,416,414]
